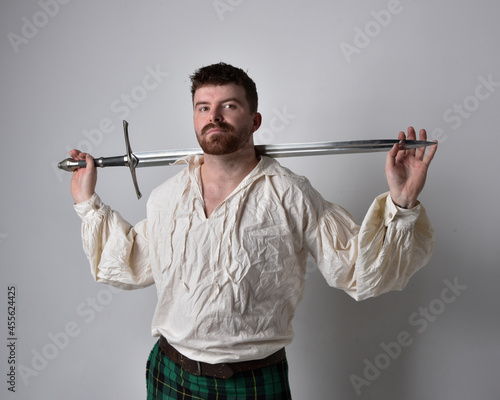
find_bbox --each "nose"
[209,107,223,123]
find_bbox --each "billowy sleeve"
[74,193,154,290]
[307,192,434,301]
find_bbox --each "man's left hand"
[385,127,438,209]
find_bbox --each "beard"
[196,121,253,155]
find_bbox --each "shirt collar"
[175,154,284,192]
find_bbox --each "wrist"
[73,191,95,204]
[390,194,416,209]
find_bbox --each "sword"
[58,120,436,199]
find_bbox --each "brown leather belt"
[158,336,286,379]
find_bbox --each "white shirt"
[74,155,434,363]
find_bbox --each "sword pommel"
[58,158,84,172]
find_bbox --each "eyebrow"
[194,97,244,108]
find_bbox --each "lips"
[202,122,233,136]
[206,128,227,136]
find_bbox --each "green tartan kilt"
[146,340,292,399]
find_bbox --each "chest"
[149,186,304,293]
[202,181,237,218]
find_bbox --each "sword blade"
[58,140,435,170]
[132,139,434,167]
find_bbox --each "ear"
[252,112,262,132]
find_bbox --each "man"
[69,62,437,399]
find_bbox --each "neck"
[199,143,259,217]
[201,143,259,185]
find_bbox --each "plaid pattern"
[146,340,292,399]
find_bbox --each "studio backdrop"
[1,1,499,399]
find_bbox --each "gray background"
[1,0,499,399]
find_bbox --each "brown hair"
[190,62,258,113]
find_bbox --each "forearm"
[312,193,434,301]
[353,193,434,300]
[74,193,153,289]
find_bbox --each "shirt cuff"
[73,193,104,220]
[383,192,421,226]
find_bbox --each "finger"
[395,130,406,163]
[72,151,88,162]
[415,129,427,160]
[423,140,438,166]
[386,142,399,170]
[406,126,417,157]
[406,126,416,140]
[69,149,82,160]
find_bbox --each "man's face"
[193,83,260,155]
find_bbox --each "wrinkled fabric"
[74,155,434,364]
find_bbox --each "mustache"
[201,122,234,135]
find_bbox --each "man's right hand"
[69,149,97,203]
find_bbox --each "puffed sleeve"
[74,193,154,290]
[307,192,434,301]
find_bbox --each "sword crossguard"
[57,120,142,199]
[122,120,142,199]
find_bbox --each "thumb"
[86,153,95,169]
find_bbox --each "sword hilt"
[58,120,142,199]
[57,155,129,170]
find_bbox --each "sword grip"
[57,156,127,171]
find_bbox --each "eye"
[199,106,209,112]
